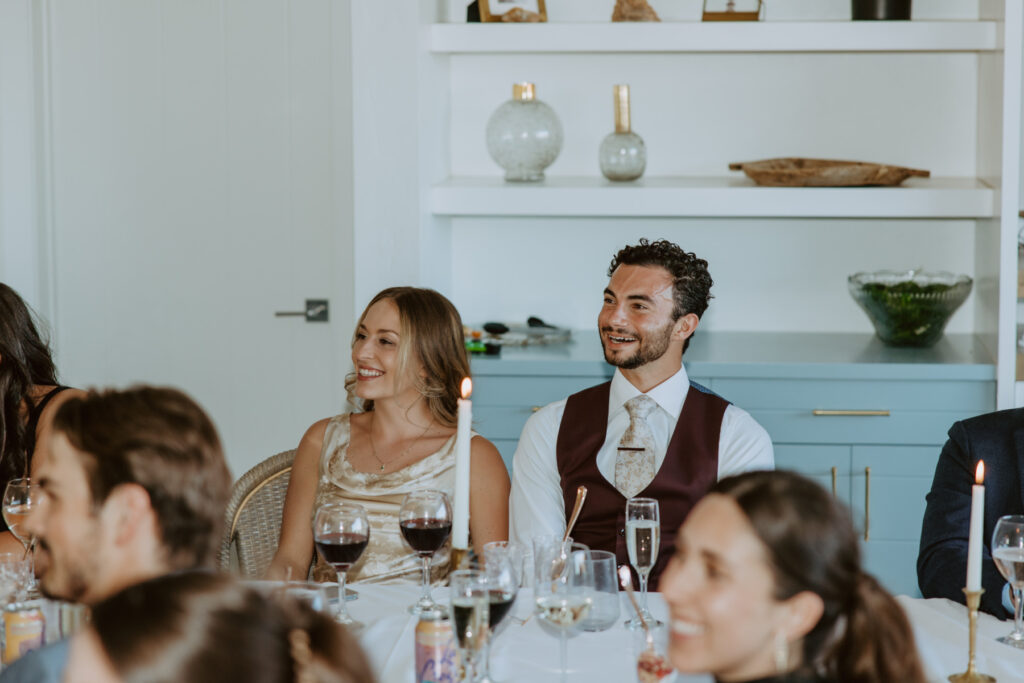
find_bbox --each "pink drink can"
[414,612,458,683]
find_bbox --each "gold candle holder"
[948,588,996,683]
[450,546,470,572]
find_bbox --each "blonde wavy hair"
[344,287,469,428]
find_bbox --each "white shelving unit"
[349,3,1024,407]
[431,176,994,218]
[430,21,1001,54]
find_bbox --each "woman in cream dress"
[268,287,510,584]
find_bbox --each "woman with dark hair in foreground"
[64,572,375,683]
[0,283,82,555]
[661,470,926,683]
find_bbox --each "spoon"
[618,565,653,650]
[549,485,588,585]
[563,485,587,542]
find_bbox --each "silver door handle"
[275,299,328,322]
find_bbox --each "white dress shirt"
[509,365,775,545]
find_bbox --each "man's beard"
[601,319,675,369]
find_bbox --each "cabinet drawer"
[862,540,922,598]
[751,409,969,445]
[471,375,606,407]
[473,405,534,440]
[714,378,994,413]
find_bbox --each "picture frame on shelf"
[702,0,763,22]
[479,0,547,23]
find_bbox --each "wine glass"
[399,489,452,615]
[450,569,489,682]
[3,478,40,591]
[312,502,369,627]
[534,544,594,683]
[625,497,661,629]
[992,514,1024,648]
[479,545,520,682]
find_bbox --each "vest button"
[618,528,625,536]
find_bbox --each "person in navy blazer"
[918,408,1024,617]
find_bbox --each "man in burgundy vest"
[509,239,774,590]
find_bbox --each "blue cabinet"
[471,331,996,596]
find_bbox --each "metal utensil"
[563,485,587,542]
[618,565,653,650]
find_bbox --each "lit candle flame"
[975,460,985,485]
[460,377,472,399]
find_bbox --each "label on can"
[415,613,458,683]
[2,604,45,665]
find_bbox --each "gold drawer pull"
[864,466,871,542]
[531,406,542,413]
[812,409,890,417]
[831,466,838,498]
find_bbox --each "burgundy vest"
[556,380,727,590]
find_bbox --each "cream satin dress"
[311,413,465,584]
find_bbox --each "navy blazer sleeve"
[917,414,1024,618]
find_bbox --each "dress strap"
[24,386,71,468]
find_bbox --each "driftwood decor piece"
[728,158,930,187]
[612,0,660,22]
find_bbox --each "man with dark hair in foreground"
[1,386,232,682]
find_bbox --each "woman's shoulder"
[300,414,352,452]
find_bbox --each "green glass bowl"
[848,270,973,348]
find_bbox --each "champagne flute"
[479,545,520,682]
[992,514,1024,648]
[450,569,489,682]
[399,489,452,615]
[312,502,369,627]
[3,478,40,591]
[625,497,660,630]
[534,544,594,683]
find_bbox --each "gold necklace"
[367,412,434,472]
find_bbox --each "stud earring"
[774,631,789,673]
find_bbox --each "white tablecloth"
[348,585,1024,683]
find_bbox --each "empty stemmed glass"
[3,478,40,591]
[399,489,452,615]
[625,497,661,629]
[312,502,369,627]
[992,514,1024,648]
[534,541,594,683]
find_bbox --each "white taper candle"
[966,460,985,592]
[452,377,472,549]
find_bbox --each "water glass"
[450,569,489,682]
[632,622,675,683]
[0,553,31,603]
[483,541,527,588]
[992,514,1024,648]
[579,550,620,632]
[281,581,331,613]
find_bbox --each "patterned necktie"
[614,395,658,498]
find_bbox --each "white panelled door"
[38,0,354,477]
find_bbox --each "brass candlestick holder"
[450,546,470,572]
[948,588,996,683]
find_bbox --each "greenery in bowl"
[848,270,973,348]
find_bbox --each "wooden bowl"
[728,158,930,187]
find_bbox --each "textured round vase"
[599,84,646,182]
[599,131,646,181]
[486,82,563,182]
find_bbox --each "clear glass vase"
[599,84,646,182]
[486,82,563,182]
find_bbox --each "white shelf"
[430,22,1000,54]
[431,176,995,218]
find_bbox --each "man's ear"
[102,483,153,544]
[672,312,699,343]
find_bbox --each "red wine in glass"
[488,589,516,628]
[314,532,369,567]
[399,517,452,555]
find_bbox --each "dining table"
[343,583,1024,683]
